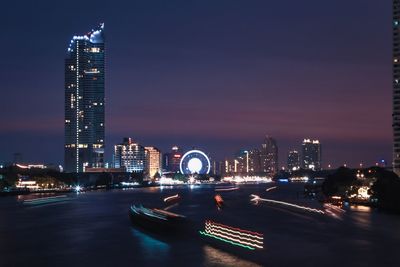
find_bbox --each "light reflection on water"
[202,245,261,267]
[131,228,170,260]
[2,184,400,267]
[349,205,372,230]
[349,205,371,212]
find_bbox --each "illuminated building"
[164,146,182,173]
[248,149,261,174]
[221,159,234,175]
[114,138,146,173]
[287,150,300,171]
[301,139,321,170]
[84,167,126,173]
[145,146,161,178]
[223,138,277,176]
[211,160,221,176]
[260,135,278,175]
[394,0,400,175]
[235,150,249,174]
[64,23,105,173]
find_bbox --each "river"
[0,183,399,266]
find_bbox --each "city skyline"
[0,0,392,168]
[1,3,400,267]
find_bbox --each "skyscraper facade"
[248,149,261,174]
[145,146,161,178]
[393,0,400,175]
[287,150,300,171]
[64,24,105,173]
[163,146,183,173]
[260,135,278,176]
[235,150,249,174]
[301,139,321,170]
[114,138,146,173]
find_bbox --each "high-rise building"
[248,149,261,174]
[221,159,237,176]
[163,146,183,172]
[260,135,278,175]
[64,23,105,173]
[287,150,300,171]
[301,139,321,170]
[235,150,250,174]
[145,147,161,178]
[114,138,146,173]
[393,1,400,175]
[211,160,221,176]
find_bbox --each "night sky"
[0,0,392,168]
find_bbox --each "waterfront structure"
[114,138,146,173]
[145,146,162,178]
[64,23,105,173]
[163,146,183,173]
[84,167,126,173]
[260,136,278,175]
[301,139,321,170]
[394,0,400,175]
[287,150,300,171]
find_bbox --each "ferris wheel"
[179,150,211,175]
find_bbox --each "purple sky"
[0,0,392,168]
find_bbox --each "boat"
[129,205,186,231]
[214,194,224,209]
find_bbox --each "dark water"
[1,183,400,267]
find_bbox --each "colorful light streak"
[266,186,277,192]
[207,221,263,237]
[163,194,179,202]
[199,231,255,250]
[250,194,325,214]
[205,226,264,246]
[215,187,239,192]
[200,220,264,250]
[23,195,69,205]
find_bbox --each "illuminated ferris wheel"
[179,150,211,175]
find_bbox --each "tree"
[0,179,10,190]
[153,171,161,180]
[370,168,400,213]
[130,171,144,184]
[321,167,357,196]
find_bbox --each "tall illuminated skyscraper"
[301,139,321,171]
[260,135,278,175]
[287,150,300,171]
[393,1,400,175]
[64,24,105,173]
